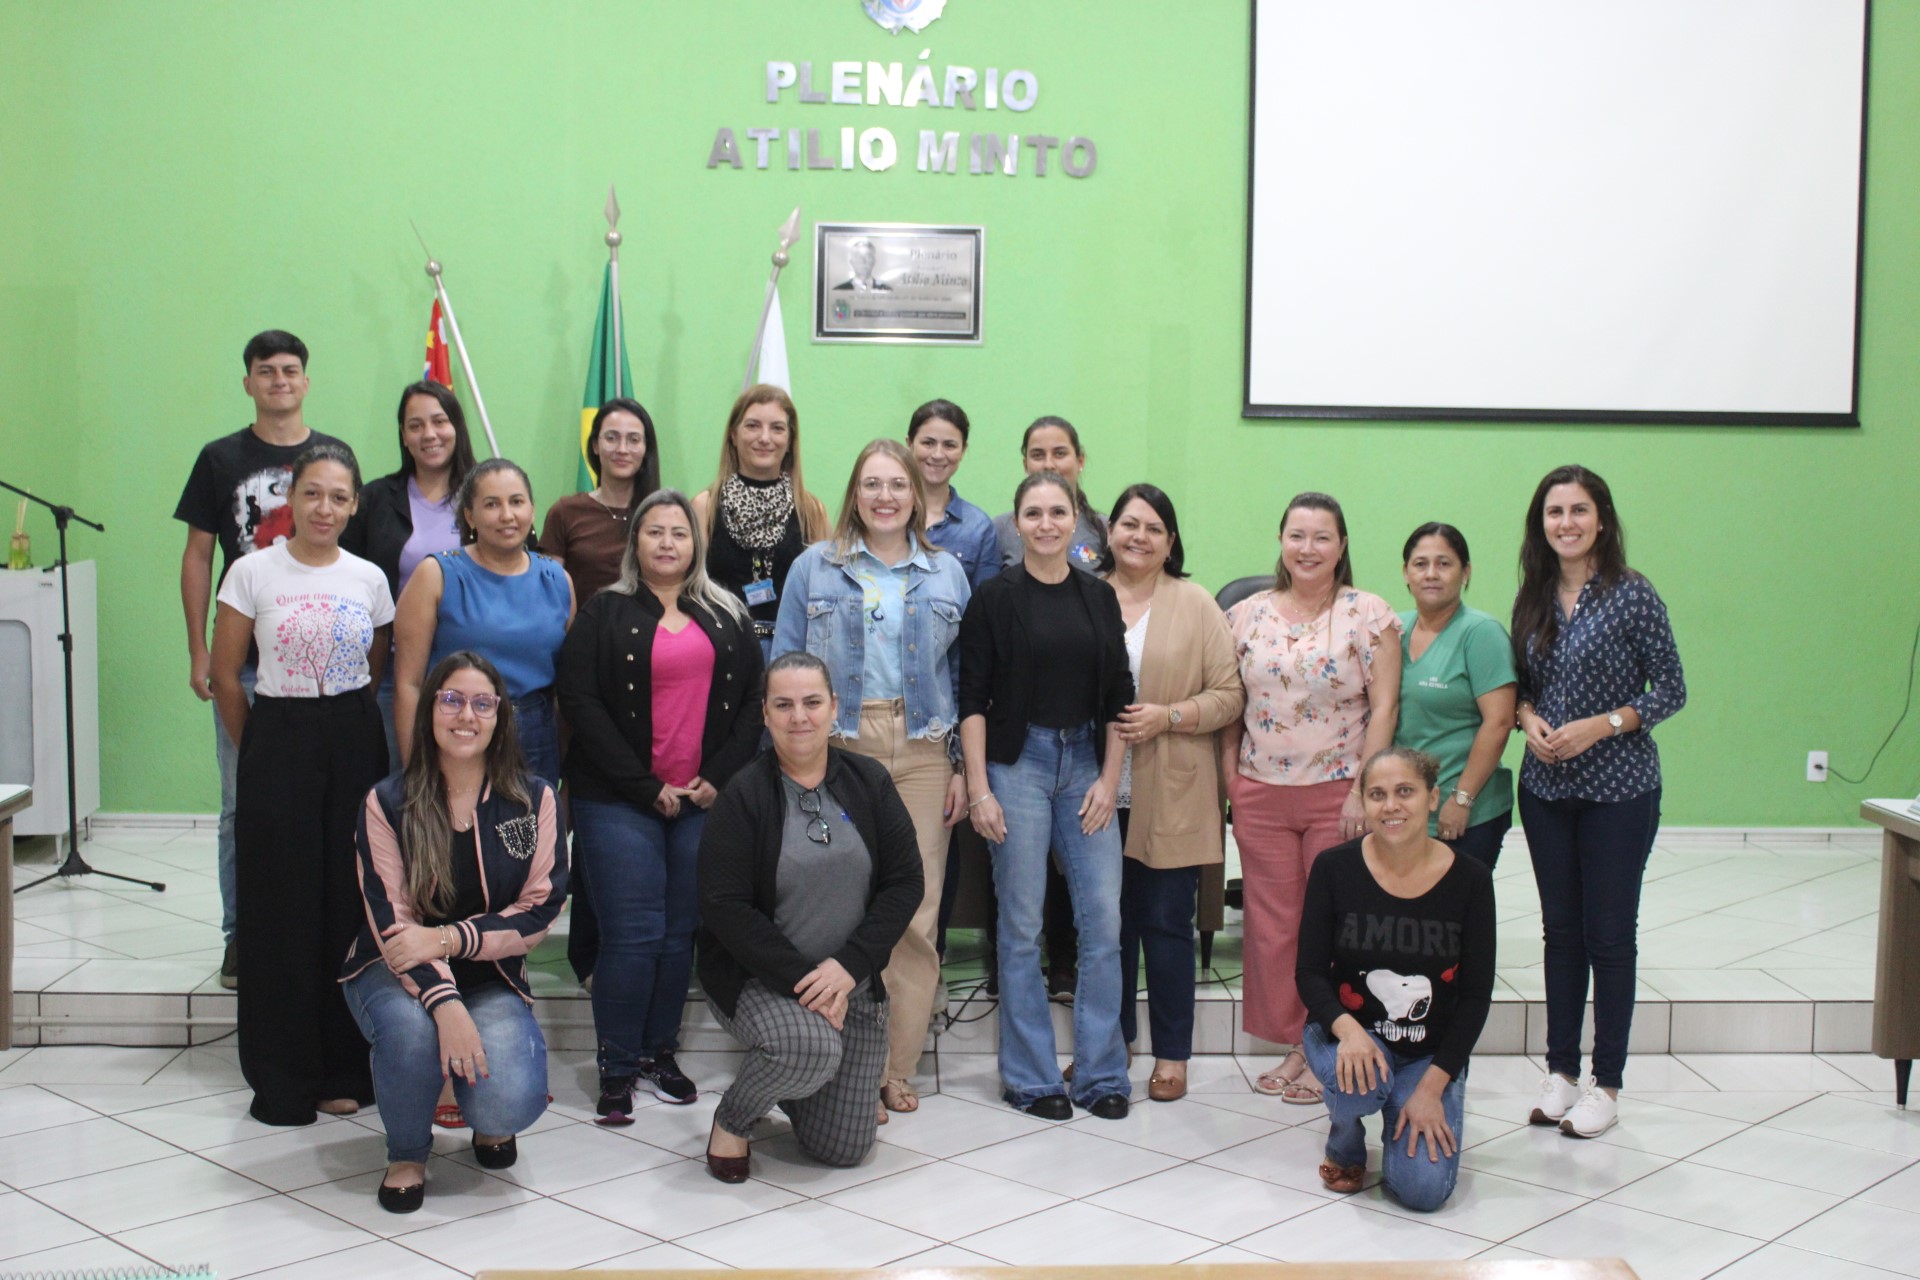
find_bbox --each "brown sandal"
[1319,1160,1366,1194]
[880,1078,919,1113]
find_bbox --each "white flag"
[753,287,791,392]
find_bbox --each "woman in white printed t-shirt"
[211,442,396,1128]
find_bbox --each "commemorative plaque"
[812,222,984,344]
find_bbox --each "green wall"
[2,1,1914,825]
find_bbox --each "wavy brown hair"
[1271,492,1353,592]
[401,651,531,918]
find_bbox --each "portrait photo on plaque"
[813,222,984,344]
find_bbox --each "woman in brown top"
[538,398,661,603]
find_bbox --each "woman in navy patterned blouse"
[1510,465,1685,1141]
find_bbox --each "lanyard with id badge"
[743,552,777,609]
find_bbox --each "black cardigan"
[340,470,415,600]
[696,748,924,1019]
[957,562,1134,765]
[556,588,764,810]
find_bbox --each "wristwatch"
[1168,706,1184,727]
[1450,788,1474,808]
[1607,712,1625,735]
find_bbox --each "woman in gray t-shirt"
[695,652,924,1184]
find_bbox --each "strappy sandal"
[1253,1050,1308,1096]
[880,1078,920,1113]
[434,1104,467,1130]
[1319,1160,1365,1194]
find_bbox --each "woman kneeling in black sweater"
[1295,746,1496,1211]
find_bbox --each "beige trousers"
[843,699,954,1082]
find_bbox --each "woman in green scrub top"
[1394,523,1518,867]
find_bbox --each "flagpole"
[744,206,802,393]
[412,227,501,458]
[604,185,623,398]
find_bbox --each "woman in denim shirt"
[772,438,971,1119]
[1511,465,1685,1141]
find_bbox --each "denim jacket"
[771,537,971,743]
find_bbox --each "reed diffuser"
[7,497,29,570]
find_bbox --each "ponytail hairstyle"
[1021,415,1095,523]
[907,398,971,444]
[1359,745,1441,792]
[454,458,533,545]
[1271,492,1353,592]
[1511,464,1631,664]
[290,441,363,494]
[400,651,531,918]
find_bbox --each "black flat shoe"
[1022,1095,1073,1121]
[472,1135,517,1169]
[377,1180,425,1214]
[1087,1094,1130,1120]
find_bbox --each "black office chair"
[1197,574,1268,970]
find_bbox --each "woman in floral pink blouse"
[1222,492,1401,1102]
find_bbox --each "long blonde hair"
[699,384,829,541]
[828,438,935,563]
[610,489,750,625]
[401,652,532,918]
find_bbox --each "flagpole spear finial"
[745,207,802,391]
[409,221,499,457]
[604,184,625,398]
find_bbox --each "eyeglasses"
[859,478,913,496]
[797,787,831,845]
[435,690,500,718]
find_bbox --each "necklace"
[590,489,631,523]
[719,472,795,551]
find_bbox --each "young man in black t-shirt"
[174,330,345,989]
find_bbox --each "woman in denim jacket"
[772,438,971,1119]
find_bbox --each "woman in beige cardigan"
[1101,485,1246,1101]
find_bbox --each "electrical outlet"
[1807,751,1828,783]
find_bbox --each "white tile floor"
[4,822,1912,1277]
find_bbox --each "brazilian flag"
[578,263,634,492]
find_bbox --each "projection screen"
[1243,0,1869,425]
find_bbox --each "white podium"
[0,561,100,844]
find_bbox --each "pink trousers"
[1229,774,1350,1044]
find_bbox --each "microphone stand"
[0,477,165,894]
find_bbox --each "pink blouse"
[1227,587,1401,786]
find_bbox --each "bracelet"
[967,793,995,811]
[438,925,452,958]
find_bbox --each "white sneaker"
[1560,1081,1619,1138]
[1529,1072,1582,1126]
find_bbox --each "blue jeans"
[572,796,702,1077]
[1443,808,1512,870]
[1117,822,1200,1062]
[213,663,257,944]
[987,723,1126,1107]
[343,962,549,1164]
[1521,786,1661,1090]
[1302,1021,1465,1213]
[513,690,560,790]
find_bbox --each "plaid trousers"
[711,978,889,1167]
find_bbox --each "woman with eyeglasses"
[539,397,662,604]
[557,490,764,1124]
[342,651,566,1213]
[772,438,971,1120]
[697,651,923,1183]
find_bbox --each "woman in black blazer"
[697,651,923,1183]
[342,381,477,765]
[556,489,763,1124]
[959,471,1135,1121]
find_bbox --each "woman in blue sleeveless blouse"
[394,458,575,787]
